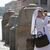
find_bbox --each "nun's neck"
[37,16,42,18]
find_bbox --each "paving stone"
[0,41,10,50]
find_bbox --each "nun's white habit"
[31,8,50,50]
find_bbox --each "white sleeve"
[31,10,38,35]
[31,16,35,35]
[44,17,48,26]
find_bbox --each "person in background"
[42,16,50,50]
[44,10,48,25]
[44,10,47,16]
[45,20,50,42]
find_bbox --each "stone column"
[2,10,14,45]
[10,27,16,50]
[4,23,10,46]
[38,0,41,6]
[8,13,18,50]
[15,5,36,50]
[47,0,50,11]
[2,20,5,41]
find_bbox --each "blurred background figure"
[44,10,48,16]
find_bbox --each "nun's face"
[44,12,47,16]
[38,11,43,18]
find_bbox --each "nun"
[31,7,43,35]
[31,8,50,50]
[34,10,50,50]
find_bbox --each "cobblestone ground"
[0,41,10,50]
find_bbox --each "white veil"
[31,7,43,35]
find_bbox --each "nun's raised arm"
[31,10,38,35]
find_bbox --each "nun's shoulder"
[47,16,50,20]
[44,16,50,20]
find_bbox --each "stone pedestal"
[10,28,16,50]
[15,6,36,50]
[4,25,10,45]
[2,11,14,44]
[16,26,32,50]
[2,20,5,41]
[8,14,18,50]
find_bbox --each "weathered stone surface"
[4,26,10,45]
[16,26,32,50]
[15,6,36,50]
[2,20,6,41]
[8,14,18,50]
[2,11,14,45]
[2,19,9,42]
[9,28,16,50]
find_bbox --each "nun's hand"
[34,25,36,28]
